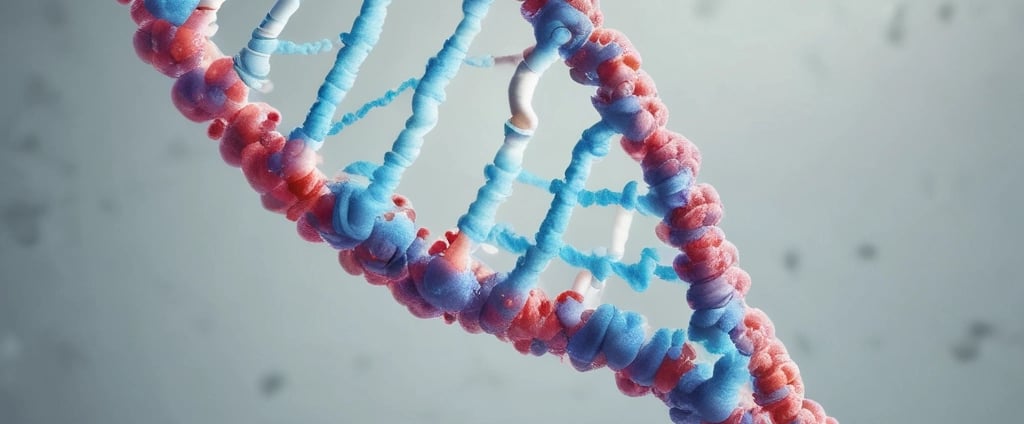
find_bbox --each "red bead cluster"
[118,1,837,422]
[525,1,837,422]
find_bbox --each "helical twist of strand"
[120,1,837,422]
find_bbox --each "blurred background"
[1,0,1022,422]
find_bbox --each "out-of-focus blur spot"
[259,371,286,397]
[693,0,720,18]
[166,138,191,162]
[2,200,47,247]
[23,75,60,108]
[855,243,878,261]
[887,3,908,46]
[938,2,956,23]
[967,320,995,340]
[97,196,119,215]
[783,248,801,273]
[951,320,998,363]
[351,353,374,373]
[16,134,41,155]
[794,333,813,355]
[951,341,979,362]
[0,333,23,385]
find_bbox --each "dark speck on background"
[951,342,979,362]
[259,371,286,397]
[3,200,47,247]
[794,333,812,355]
[856,243,878,261]
[801,50,828,79]
[24,75,60,108]
[938,2,956,23]
[693,0,719,18]
[887,4,907,46]
[97,197,119,215]
[783,248,800,272]
[967,320,994,340]
[950,320,997,363]
[352,353,373,373]
[50,339,87,374]
[41,0,68,29]
[166,139,190,161]
[16,134,41,154]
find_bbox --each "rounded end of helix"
[666,352,749,424]
[517,1,595,74]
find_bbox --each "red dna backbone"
[117,1,839,423]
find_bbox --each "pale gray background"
[1,0,1022,423]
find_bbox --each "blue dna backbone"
[119,1,838,423]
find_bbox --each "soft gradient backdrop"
[1,1,1022,423]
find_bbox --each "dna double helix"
[120,1,838,422]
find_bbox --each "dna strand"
[119,1,838,423]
